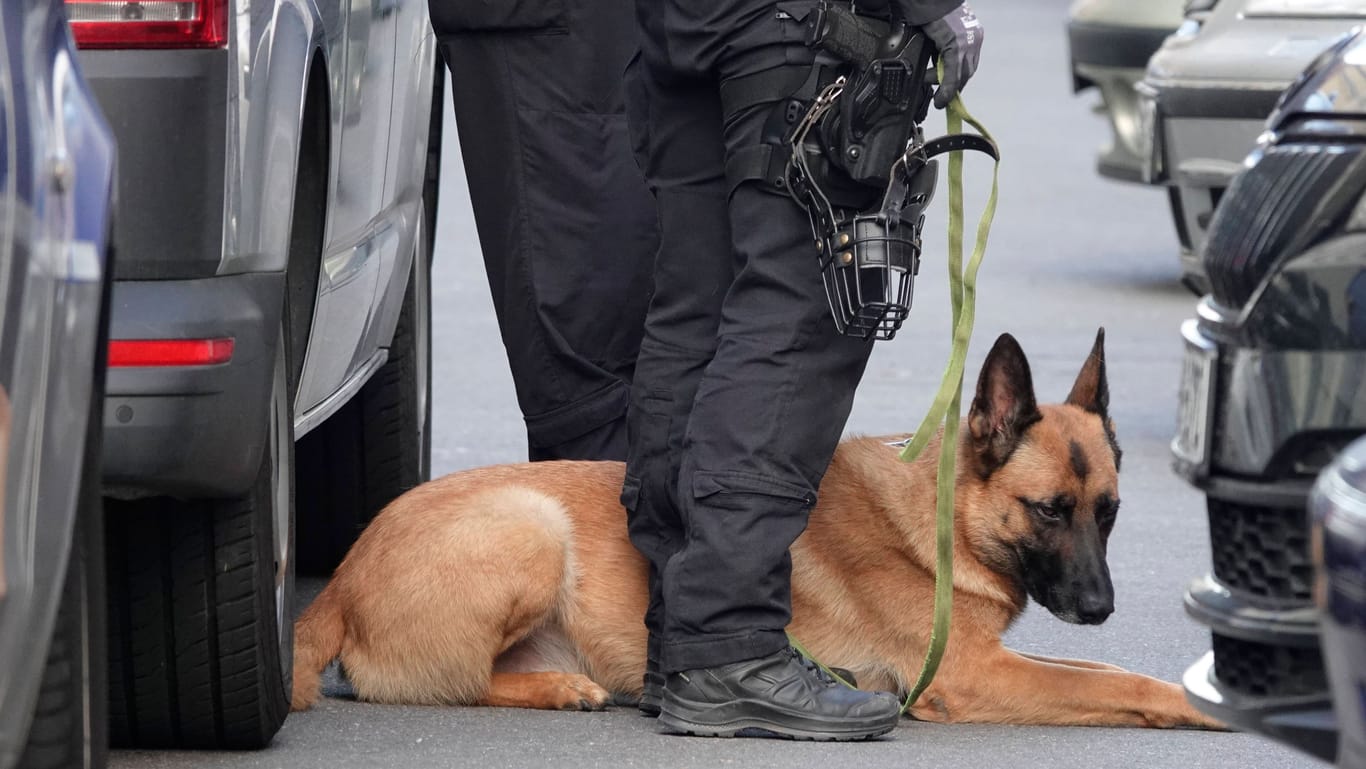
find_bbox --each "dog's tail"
[291,583,345,711]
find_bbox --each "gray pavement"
[111,0,1325,766]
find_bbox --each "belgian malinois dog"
[291,330,1222,728]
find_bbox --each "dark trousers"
[431,0,658,461]
[622,0,877,674]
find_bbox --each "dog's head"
[964,329,1122,625]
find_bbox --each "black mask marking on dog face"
[1014,493,1117,625]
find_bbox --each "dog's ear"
[1065,327,1109,418]
[1066,327,1123,470]
[968,333,1042,476]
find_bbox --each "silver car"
[66,0,441,749]
[1067,0,1184,182]
[1137,0,1366,291]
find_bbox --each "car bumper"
[1174,301,1366,485]
[102,273,283,499]
[1185,651,1337,762]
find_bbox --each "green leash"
[895,74,1001,713]
[789,75,1000,715]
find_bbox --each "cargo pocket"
[428,0,566,35]
[622,390,682,562]
[689,471,816,513]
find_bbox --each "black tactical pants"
[622,0,877,674]
[431,0,658,461]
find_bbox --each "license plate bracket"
[1172,319,1218,478]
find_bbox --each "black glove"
[922,3,983,108]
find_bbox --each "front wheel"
[105,331,294,749]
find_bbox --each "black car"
[1311,434,1366,769]
[1173,28,1366,766]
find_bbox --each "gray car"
[65,0,441,749]
[1137,0,1366,292]
[0,0,116,765]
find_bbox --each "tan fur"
[292,351,1222,729]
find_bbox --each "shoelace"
[787,646,839,687]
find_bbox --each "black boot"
[658,646,900,740]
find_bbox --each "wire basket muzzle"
[819,210,921,341]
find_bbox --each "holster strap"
[725,144,792,193]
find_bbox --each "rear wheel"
[104,332,294,749]
[296,207,432,575]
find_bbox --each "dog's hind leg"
[339,486,580,707]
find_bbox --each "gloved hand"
[922,3,983,108]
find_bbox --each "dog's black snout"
[1077,594,1114,625]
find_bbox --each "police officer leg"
[432,0,657,461]
[621,58,733,715]
[632,37,901,744]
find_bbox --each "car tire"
[104,333,294,749]
[296,205,432,576]
[17,425,107,769]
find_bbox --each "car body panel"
[0,0,113,763]
[78,0,436,496]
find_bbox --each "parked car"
[64,0,442,749]
[1137,0,1366,293]
[1066,0,1184,183]
[0,0,116,765]
[1312,436,1366,769]
[1173,27,1366,765]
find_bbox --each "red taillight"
[65,0,227,49]
[109,338,235,367]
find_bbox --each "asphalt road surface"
[111,1,1324,767]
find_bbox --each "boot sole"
[658,695,899,741]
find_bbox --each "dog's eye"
[1030,503,1062,522]
[1095,496,1120,529]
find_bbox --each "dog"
[291,329,1223,729]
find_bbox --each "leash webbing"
[896,69,1001,713]
[786,67,999,714]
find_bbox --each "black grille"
[1207,498,1314,603]
[1211,633,1325,698]
[1203,144,1361,309]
